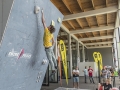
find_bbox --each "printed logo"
[8,49,31,59]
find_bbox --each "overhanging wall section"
[0,0,63,90]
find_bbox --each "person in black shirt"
[103,79,112,90]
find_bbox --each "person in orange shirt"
[41,9,57,73]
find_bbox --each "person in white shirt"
[73,67,80,89]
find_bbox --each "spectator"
[73,67,80,89]
[88,66,95,84]
[83,66,88,83]
[103,79,112,90]
[101,66,107,83]
[110,67,114,81]
[107,68,111,84]
[118,68,120,79]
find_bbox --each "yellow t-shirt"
[43,28,53,47]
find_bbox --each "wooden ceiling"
[51,0,118,48]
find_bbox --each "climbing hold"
[34,6,40,14]
[51,20,55,26]
[42,59,47,65]
[57,17,61,23]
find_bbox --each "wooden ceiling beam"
[106,0,109,39]
[84,41,113,45]
[77,0,84,11]
[79,33,83,38]
[99,31,101,36]
[91,0,95,9]
[72,9,84,29]
[60,24,86,47]
[70,25,114,34]
[67,21,75,29]
[115,11,119,28]
[80,12,91,41]
[96,16,100,26]
[63,6,117,21]
[87,45,112,49]
[91,0,99,27]
[106,0,108,7]
[76,19,84,29]
[62,0,72,13]
[107,14,108,26]
[99,32,102,42]
[86,17,91,27]
[106,9,108,42]
[84,33,92,43]
[79,35,113,41]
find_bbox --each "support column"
[117,29,120,68]
[118,0,120,68]
[76,41,80,66]
[68,34,72,77]
[82,46,85,62]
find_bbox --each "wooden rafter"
[96,16,100,26]
[106,0,108,27]
[85,16,95,43]
[99,31,101,36]
[91,0,95,9]
[79,33,83,38]
[85,33,88,37]
[106,14,108,41]
[99,31,102,42]
[91,0,99,43]
[106,30,108,43]
[86,18,91,27]
[92,32,96,42]
[72,10,84,29]
[106,0,108,7]
[92,32,95,37]
[91,0,99,26]
[107,14,108,26]
[85,33,92,43]
[67,21,75,29]
[77,0,84,11]
[76,19,84,29]
[62,0,72,13]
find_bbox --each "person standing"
[83,66,88,83]
[41,9,57,73]
[73,67,80,89]
[107,68,111,84]
[101,66,107,83]
[88,66,95,84]
[110,67,114,81]
[118,68,120,79]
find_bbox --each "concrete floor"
[41,77,120,90]
[41,77,98,90]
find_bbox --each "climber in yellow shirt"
[41,9,57,73]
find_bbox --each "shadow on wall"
[28,13,43,68]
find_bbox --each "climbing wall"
[0,0,63,90]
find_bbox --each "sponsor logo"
[8,49,31,59]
